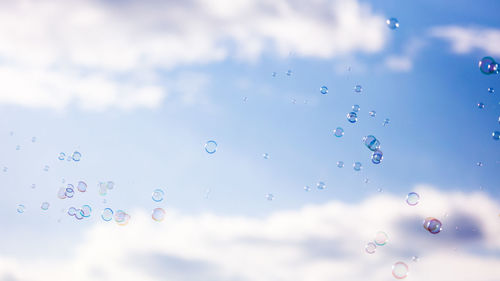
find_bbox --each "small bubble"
[152,208,166,222]
[382,118,390,126]
[365,242,377,254]
[333,127,344,137]
[492,131,500,140]
[320,86,328,95]
[291,98,297,104]
[488,87,495,94]
[352,104,360,112]
[75,210,84,220]
[80,205,92,217]
[286,70,292,76]
[423,217,442,234]
[316,181,326,190]
[17,204,25,213]
[478,57,499,75]
[106,181,114,190]
[369,110,376,117]
[364,178,369,184]
[392,261,409,279]
[406,192,420,206]
[243,96,247,102]
[67,207,77,216]
[58,153,66,160]
[204,140,217,154]
[265,193,275,201]
[412,256,419,262]
[304,185,311,192]
[72,151,81,161]
[31,137,36,142]
[337,161,344,168]
[353,162,362,171]
[377,188,383,193]
[101,208,114,221]
[43,165,49,172]
[477,102,485,109]
[98,182,107,196]
[363,135,381,151]
[476,162,483,167]
[77,181,87,192]
[152,189,165,202]
[271,72,277,77]
[31,184,36,189]
[114,210,131,226]
[371,150,383,164]
[374,231,389,246]
[347,112,358,123]
[386,18,400,30]
[41,202,50,210]
[65,185,74,198]
[15,145,20,150]
[3,167,7,172]
[262,153,270,159]
[354,85,363,93]
[57,187,67,199]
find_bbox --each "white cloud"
[0,185,499,281]
[0,0,388,111]
[384,38,427,72]
[430,26,500,56]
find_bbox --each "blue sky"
[0,0,499,280]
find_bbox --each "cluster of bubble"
[363,135,384,164]
[151,188,166,221]
[67,205,92,220]
[98,181,114,196]
[365,231,389,254]
[423,217,442,234]
[58,181,87,199]
[58,151,82,162]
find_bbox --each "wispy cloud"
[0,0,388,111]
[0,186,498,281]
[430,26,500,56]
[384,38,427,72]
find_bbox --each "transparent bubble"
[374,231,389,246]
[412,256,419,262]
[347,112,358,123]
[17,204,25,213]
[57,152,65,161]
[353,162,362,171]
[371,150,383,164]
[377,187,383,193]
[488,87,495,94]
[423,217,442,234]
[493,131,500,140]
[265,193,275,201]
[354,85,363,93]
[106,181,114,190]
[316,181,326,190]
[286,70,292,76]
[262,153,270,159]
[476,162,483,167]
[114,210,130,226]
[205,140,217,154]
[369,110,376,117]
[363,135,381,151]
[41,202,50,210]
[101,208,114,221]
[57,187,67,199]
[392,261,409,279]
[152,189,165,202]
[350,104,360,112]
[406,192,420,206]
[478,57,499,75]
[43,165,49,172]
[98,182,107,196]
[333,127,344,137]
[477,102,485,109]
[72,151,81,161]
[68,207,77,216]
[320,86,328,95]
[152,208,166,222]
[65,185,74,198]
[386,18,400,30]
[77,181,87,192]
[383,118,390,126]
[80,205,92,217]
[337,161,344,168]
[365,242,377,254]
[304,185,311,192]
[75,210,84,220]
[271,72,277,77]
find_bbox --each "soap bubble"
[354,85,363,93]
[386,18,400,30]
[412,256,419,262]
[371,150,383,164]
[304,185,311,192]
[333,127,344,137]
[271,72,277,77]
[152,208,166,222]
[377,187,383,193]
[68,207,77,216]
[406,192,420,206]
[423,217,442,234]
[320,86,328,94]
[369,110,376,117]
[363,135,381,151]
[476,162,483,167]
[347,112,358,123]
[43,165,49,172]
[478,57,498,75]
[80,205,92,217]
[383,118,390,126]
[65,186,75,198]
[352,104,360,112]
[265,193,275,201]
[72,151,81,161]
[17,204,25,213]
[286,70,292,76]
[316,181,326,190]
[374,231,389,246]
[15,145,20,150]
[337,161,344,168]
[493,131,500,140]
[152,189,165,202]
[353,162,362,171]
[488,87,495,94]
[392,261,409,279]
[98,182,107,196]
[114,210,130,226]
[58,153,65,160]
[106,181,114,190]
[101,208,114,221]
[262,153,270,159]
[41,202,50,210]
[31,136,36,142]
[365,242,377,254]
[477,102,485,109]
[75,210,84,220]
[57,187,67,199]
[204,140,217,154]
[77,181,87,192]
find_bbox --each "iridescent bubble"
[337,161,344,168]
[72,151,81,161]
[347,112,358,123]
[316,181,326,190]
[423,217,442,234]
[68,207,77,216]
[152,189,165,202]
[57,187,67,199]
[77,181,87,192]
[363,135,381,151]
[204,140,217,154]
[320,86,328,95]
[333,127,344,137]
[31,184,36,189]
[374,231,389,246]
[265,193,275,201]
[488,87,495,94]
[406,192,420,206]
[17,204,25,213]
[493,131,500,140]
[377,187,383,193]
[152,208,166,222]
[65,185,74,198]
[386,18,400,30]
[114,210,130,226]
[41,202,50,210]
[383,118,390,126]
[478,56,499,75]
[304,185,311,192]
[369,110,376,117]
[392,261,409,279]
[262,153,270,159]
[352,104,360,112]
[364,178,369,184]
[75,210,84,220]
[80,205,92,217]
[106,181,114,190]
[101,208,114,221]
[477,102,485,109]
[476,162,483,167]
[353,162,362,171]
[354,85,363,93]
[371,150,383,164]
[365,242,377,254]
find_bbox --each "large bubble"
[152,189,165,202]
[392,261,409,279]
[423,217,442,234]
[101,208,114,221]
[347,112,358,123]
[363,135,380,151]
